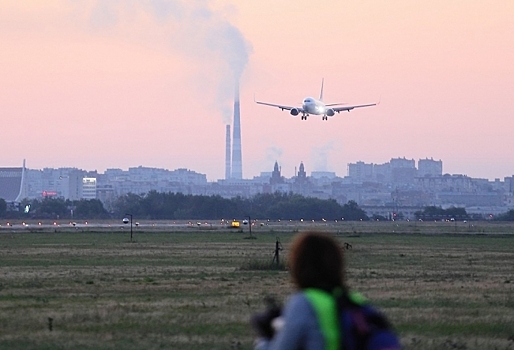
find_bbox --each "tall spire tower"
[231,80,243,179]
[225,124,231,180]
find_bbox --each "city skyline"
[12,157,513,219]
[1,1,513,181]
[8,155,511,183]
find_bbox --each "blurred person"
[251,231,400,350]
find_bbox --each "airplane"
[254,79,377,121]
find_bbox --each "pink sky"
[1,0,513,181]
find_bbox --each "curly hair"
[288,231,345,292]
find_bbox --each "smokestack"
[231,80,243,179]
[225,124,231,180]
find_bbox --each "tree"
[0,198,6,218]
[73,199,110,219]
[341,200,369,221]
[415,206,468,221]
[495,209,514,221]
[36,197,69,219]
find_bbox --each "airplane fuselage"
[303,97,327,115]
[297,97,336,120]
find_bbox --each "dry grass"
[0,222,513,349]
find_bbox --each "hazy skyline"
[1,1,513,181]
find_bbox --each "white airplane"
[255,79,377,121]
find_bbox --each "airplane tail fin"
[319,78,324,101]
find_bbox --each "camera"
[250,296,283,339]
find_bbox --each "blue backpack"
[304,289,401,350]
[339,294,401,350]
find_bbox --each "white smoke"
[311,141,336,171]
[265,145,283,169]
[75,0,252,123]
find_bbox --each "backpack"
[338,293,401,350]
[304,288,401,350]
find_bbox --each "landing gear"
[301,114,308,120]
[322,116,328,121]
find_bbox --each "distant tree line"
[495,209,514,221]
[414,206,469,221]
[2,194,514,221]
[0,197,110,220]
[0,192,369,221]
[111,191,369,221]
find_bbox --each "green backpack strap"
[304,289,340,350]
[304,289,368,350]
[347,290,367,306]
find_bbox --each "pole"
[245,215,252,238]
[125,213,133,242]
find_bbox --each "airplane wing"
[332,102,377,113]
[254,100,297,111]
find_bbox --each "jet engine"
[290,108,300,116]
[326,108,335,117]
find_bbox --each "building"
[418,158,443,177]
[348,161,374,183]
[0,166,25,203]
[82,178,97,200]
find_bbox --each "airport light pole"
[124,214,133,242]
[245,215,252,238]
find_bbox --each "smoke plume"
[76,0,252,123]
[265,145,283,169]
[311,141,336,171]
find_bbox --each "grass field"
[0,221,513,349]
